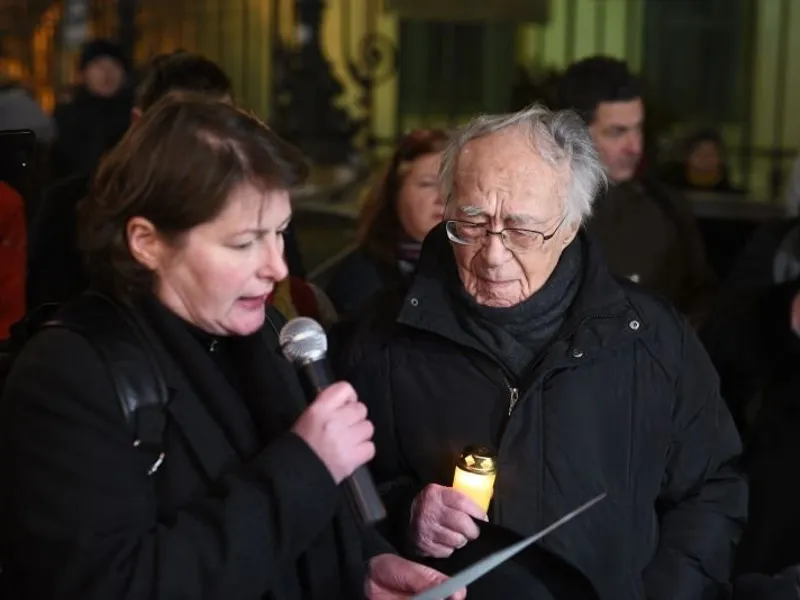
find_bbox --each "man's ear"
[127,216,163,271]
[562,218,580,247]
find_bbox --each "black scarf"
[396,239,422,276]
[453,238,584,379]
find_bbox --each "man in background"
[556,56,717,324]
[51,39,133,180]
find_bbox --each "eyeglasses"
[445,216,566,252]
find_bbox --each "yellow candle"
[452,446,497,512]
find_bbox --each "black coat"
[735,362,800,577]
[325,248,409,318]
[333,228,746,600]
[51,87,133,179]
[0,295,388,599]
[586,179,717,323]
[27,172,90,308]
[699,219,800,433]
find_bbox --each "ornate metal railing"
[2,0,799,204]
[269,0,398,168]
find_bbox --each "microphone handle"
[346,465,387,525]
[298,359,387,525]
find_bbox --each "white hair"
[439,103,607,227]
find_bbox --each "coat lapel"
[137,300,261,480]
[163,379,242,482]
[227,326,308,444]
[138,325,241,482]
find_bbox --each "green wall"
[125,0,800,199]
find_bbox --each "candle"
[452,446,497,512]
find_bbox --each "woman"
[662,129,743,194]
[0,98,461,599]
[326,129,448,316]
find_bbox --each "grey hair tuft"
[439,104,607,227]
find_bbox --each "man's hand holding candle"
[452,447,497,512]
[409,484,487,558]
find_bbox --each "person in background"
[555,56,717,324]
[0,181,26,339]
[326,129,448,317]
[28,52,238,308]
[0,77,55,146]
[333,104,745,600]
[51,39,133,179]
[698,208,800,433]
[0,97,464,600]
[0,76,56,224]
[131,51,233,115]
[662,129,744,194]
[269,274,338,329]
[734,280,800,565]
[717,280,800,600]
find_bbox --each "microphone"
[280,317,386,525]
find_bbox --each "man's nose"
[624,131,643,155]
[481,232,510,266]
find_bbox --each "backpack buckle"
[133,404,167,476]
[132,439,166,475]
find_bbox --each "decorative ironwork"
[344,30,398,151]
[270,0,398,166]
[270,0,360,166]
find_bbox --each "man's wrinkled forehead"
[449,132,566,219]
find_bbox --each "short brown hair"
[79,95,308,301]
[135,51,232,112]
[358,129,449,262]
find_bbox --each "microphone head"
[279,317,327,365]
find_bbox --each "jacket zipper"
[488,309,627,422]
[507,384,520,416]
[495,307,629,527]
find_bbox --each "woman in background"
[662,129,744,194]
[326,129,448,317]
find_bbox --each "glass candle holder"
[452,446,497,512]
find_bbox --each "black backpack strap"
[43,293,168,475]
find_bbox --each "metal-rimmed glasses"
[445,215,566,252]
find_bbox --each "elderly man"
[333,105,746,600]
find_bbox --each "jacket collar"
[397,225,647,371]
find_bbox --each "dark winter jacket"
[333,226,747,600]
